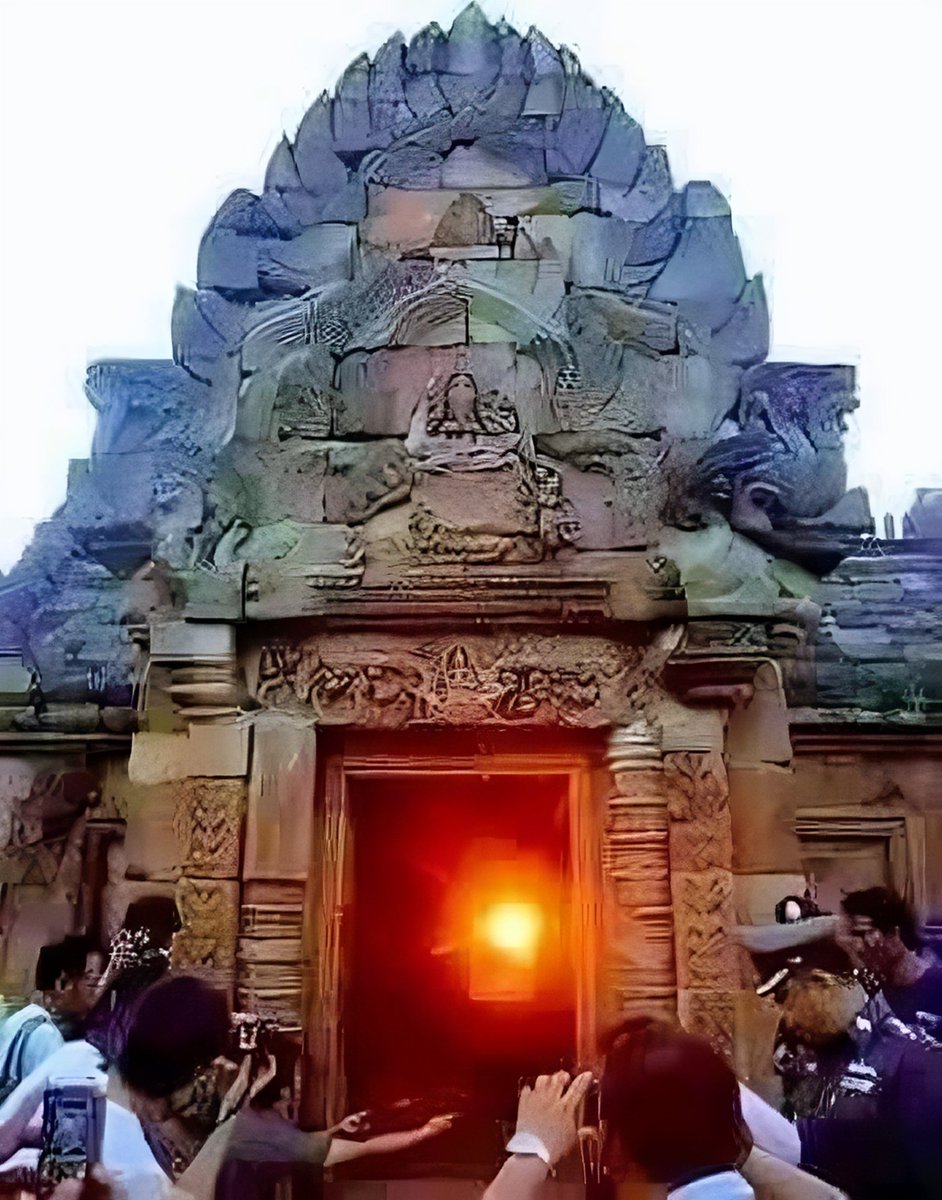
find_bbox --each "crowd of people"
[0,885,939,1199]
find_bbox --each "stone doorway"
[302,732,604,1143]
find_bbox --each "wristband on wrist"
[505,1131,557,1175]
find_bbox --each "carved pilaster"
[603,721,676,1025]
[664,748,738,1058]
[169,776,245,998]
[172,877,240,992]
[172,779,245,878]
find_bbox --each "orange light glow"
[481,902,543,960]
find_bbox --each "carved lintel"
[256,633,651,728]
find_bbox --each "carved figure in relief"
[426,372,518,437]
[255,634,659,728]
[406,367,521,473]
[535,463,583,553]
[407,505,521,564]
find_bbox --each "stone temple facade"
[1,4,941,1125]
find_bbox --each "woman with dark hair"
[116,975,454,1200]
[484,1019,845,1200]
[597,1019,751,1192]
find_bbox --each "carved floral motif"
[172,780,245,879]
[664,748,737,1051]
[172,878,239,974]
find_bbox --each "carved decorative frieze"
[664,749,733,873]
[664,747,738,1055]
[678,988,736,1063]
[172,779,245,878]
[256,632,675,728]
[172,877,240,979]
[671,868,737,990]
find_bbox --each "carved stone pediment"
[0,9,867,714]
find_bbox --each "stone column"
[664,746,739,1058]
[602,720,676,1025]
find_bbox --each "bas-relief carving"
[171,779,245,879]
[671,868,737,989]
[172,878,240,976]
[691,363,870,561]
[255,634,670,728]
[663,749,738,1050]
[0,769,98,889]
[678,988,736,1062]
[664,749,734,873]
[0,9,871,716]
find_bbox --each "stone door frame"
[301,729,606,1126]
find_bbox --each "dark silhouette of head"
[599,1017,749,1185]
[118,974,229,1109]
[35,934,103,1021]
[842,887,921,977]
[123,895,182,951]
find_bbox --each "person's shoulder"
[52,1038,104,1070]
[22,1016,63,1055]
[1,1002,46,1033]
[225,1107,330,1165]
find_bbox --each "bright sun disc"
[482,902,543,954]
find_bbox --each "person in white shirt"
[0,1036,170,1199]
[485,1018,847,1200]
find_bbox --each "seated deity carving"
[405,366,521,473]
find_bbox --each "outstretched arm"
[324,1114,454,1166]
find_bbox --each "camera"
[37,1076,106,1195]
[517,1063,600,1127]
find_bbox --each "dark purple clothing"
[883,963,942,1026]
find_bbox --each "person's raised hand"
[513,1070,594,1167]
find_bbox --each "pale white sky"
[1,0,940,572]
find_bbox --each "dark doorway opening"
[342,771,575,1173]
